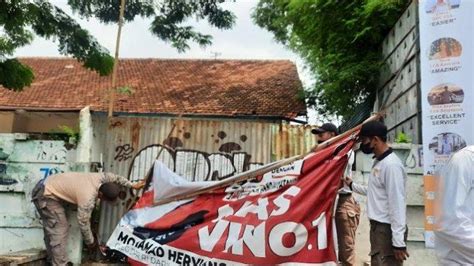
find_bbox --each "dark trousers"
[369,220,408,266]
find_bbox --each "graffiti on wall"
[0,140,70,187]
[124,131,263,182]
[404,146,423,170]
[0,148,16,186]
[0,163,18,186]
[39,167,64,180]
[114,144,134,162]
[0,136,77,236]
[35,142,67,163]
[128,144,263,182]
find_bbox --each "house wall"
[0,112,14,132]
[0,111,79,133]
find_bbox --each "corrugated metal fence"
[93,115,317,243]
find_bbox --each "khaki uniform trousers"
[335,194,360,266]
[32,181,70,266]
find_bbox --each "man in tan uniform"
[31,172,144,265]
[312,123,360,265]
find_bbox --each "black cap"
[360,120,387,138]
[311,123,338,135]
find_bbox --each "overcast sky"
[14,0,323,124]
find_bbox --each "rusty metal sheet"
[271,123,317,160]
[94,115,316,243]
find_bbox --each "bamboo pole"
[108,0,126,117]
[152,155,302,206]
[379,35,419,111]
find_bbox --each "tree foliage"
[0,0,235,91]
[253,0,409,118]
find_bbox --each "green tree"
[0,0,235,91]
[252,0,409,118]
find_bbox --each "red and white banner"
[106,136,356,265]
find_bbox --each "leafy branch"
[253,0,409,118]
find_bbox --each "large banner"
[418,0,472,248]
[106,136,356,265]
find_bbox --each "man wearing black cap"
[311,123,339,144]
[312,123,361,265]
[345,120,409,265]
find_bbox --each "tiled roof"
[0,58,306,119]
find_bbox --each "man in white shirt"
[435,145,474,265]
[442,134,452,155]
[313,123,360,265]
[345,121,409,265]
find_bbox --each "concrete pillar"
[78,106,93,163]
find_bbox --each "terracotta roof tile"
[0,58,306,118]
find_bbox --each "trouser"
[335,193,360,266]
[31,181,70,266]
[369,220,408,266]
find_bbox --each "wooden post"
[108,0,126,117]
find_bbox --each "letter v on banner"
[106,132,359,265]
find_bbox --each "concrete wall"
[0,111,79,134]
[0,108,95,264]
[0,134,85,262]
[353,143,437,265]
[376,2,422,144]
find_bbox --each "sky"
[14,0,323,124]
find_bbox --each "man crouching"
[31,172,144,265]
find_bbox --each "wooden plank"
[387,115,421,144]
[377,2,421,146]
[380,29,418,87]
[379,56,418,108]
[384,85,419,131]
[381,2,418,59]
[0,249,46,265]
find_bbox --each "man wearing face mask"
[345,120,409,265]
[312,123,361,265]
[31,172,145,265]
